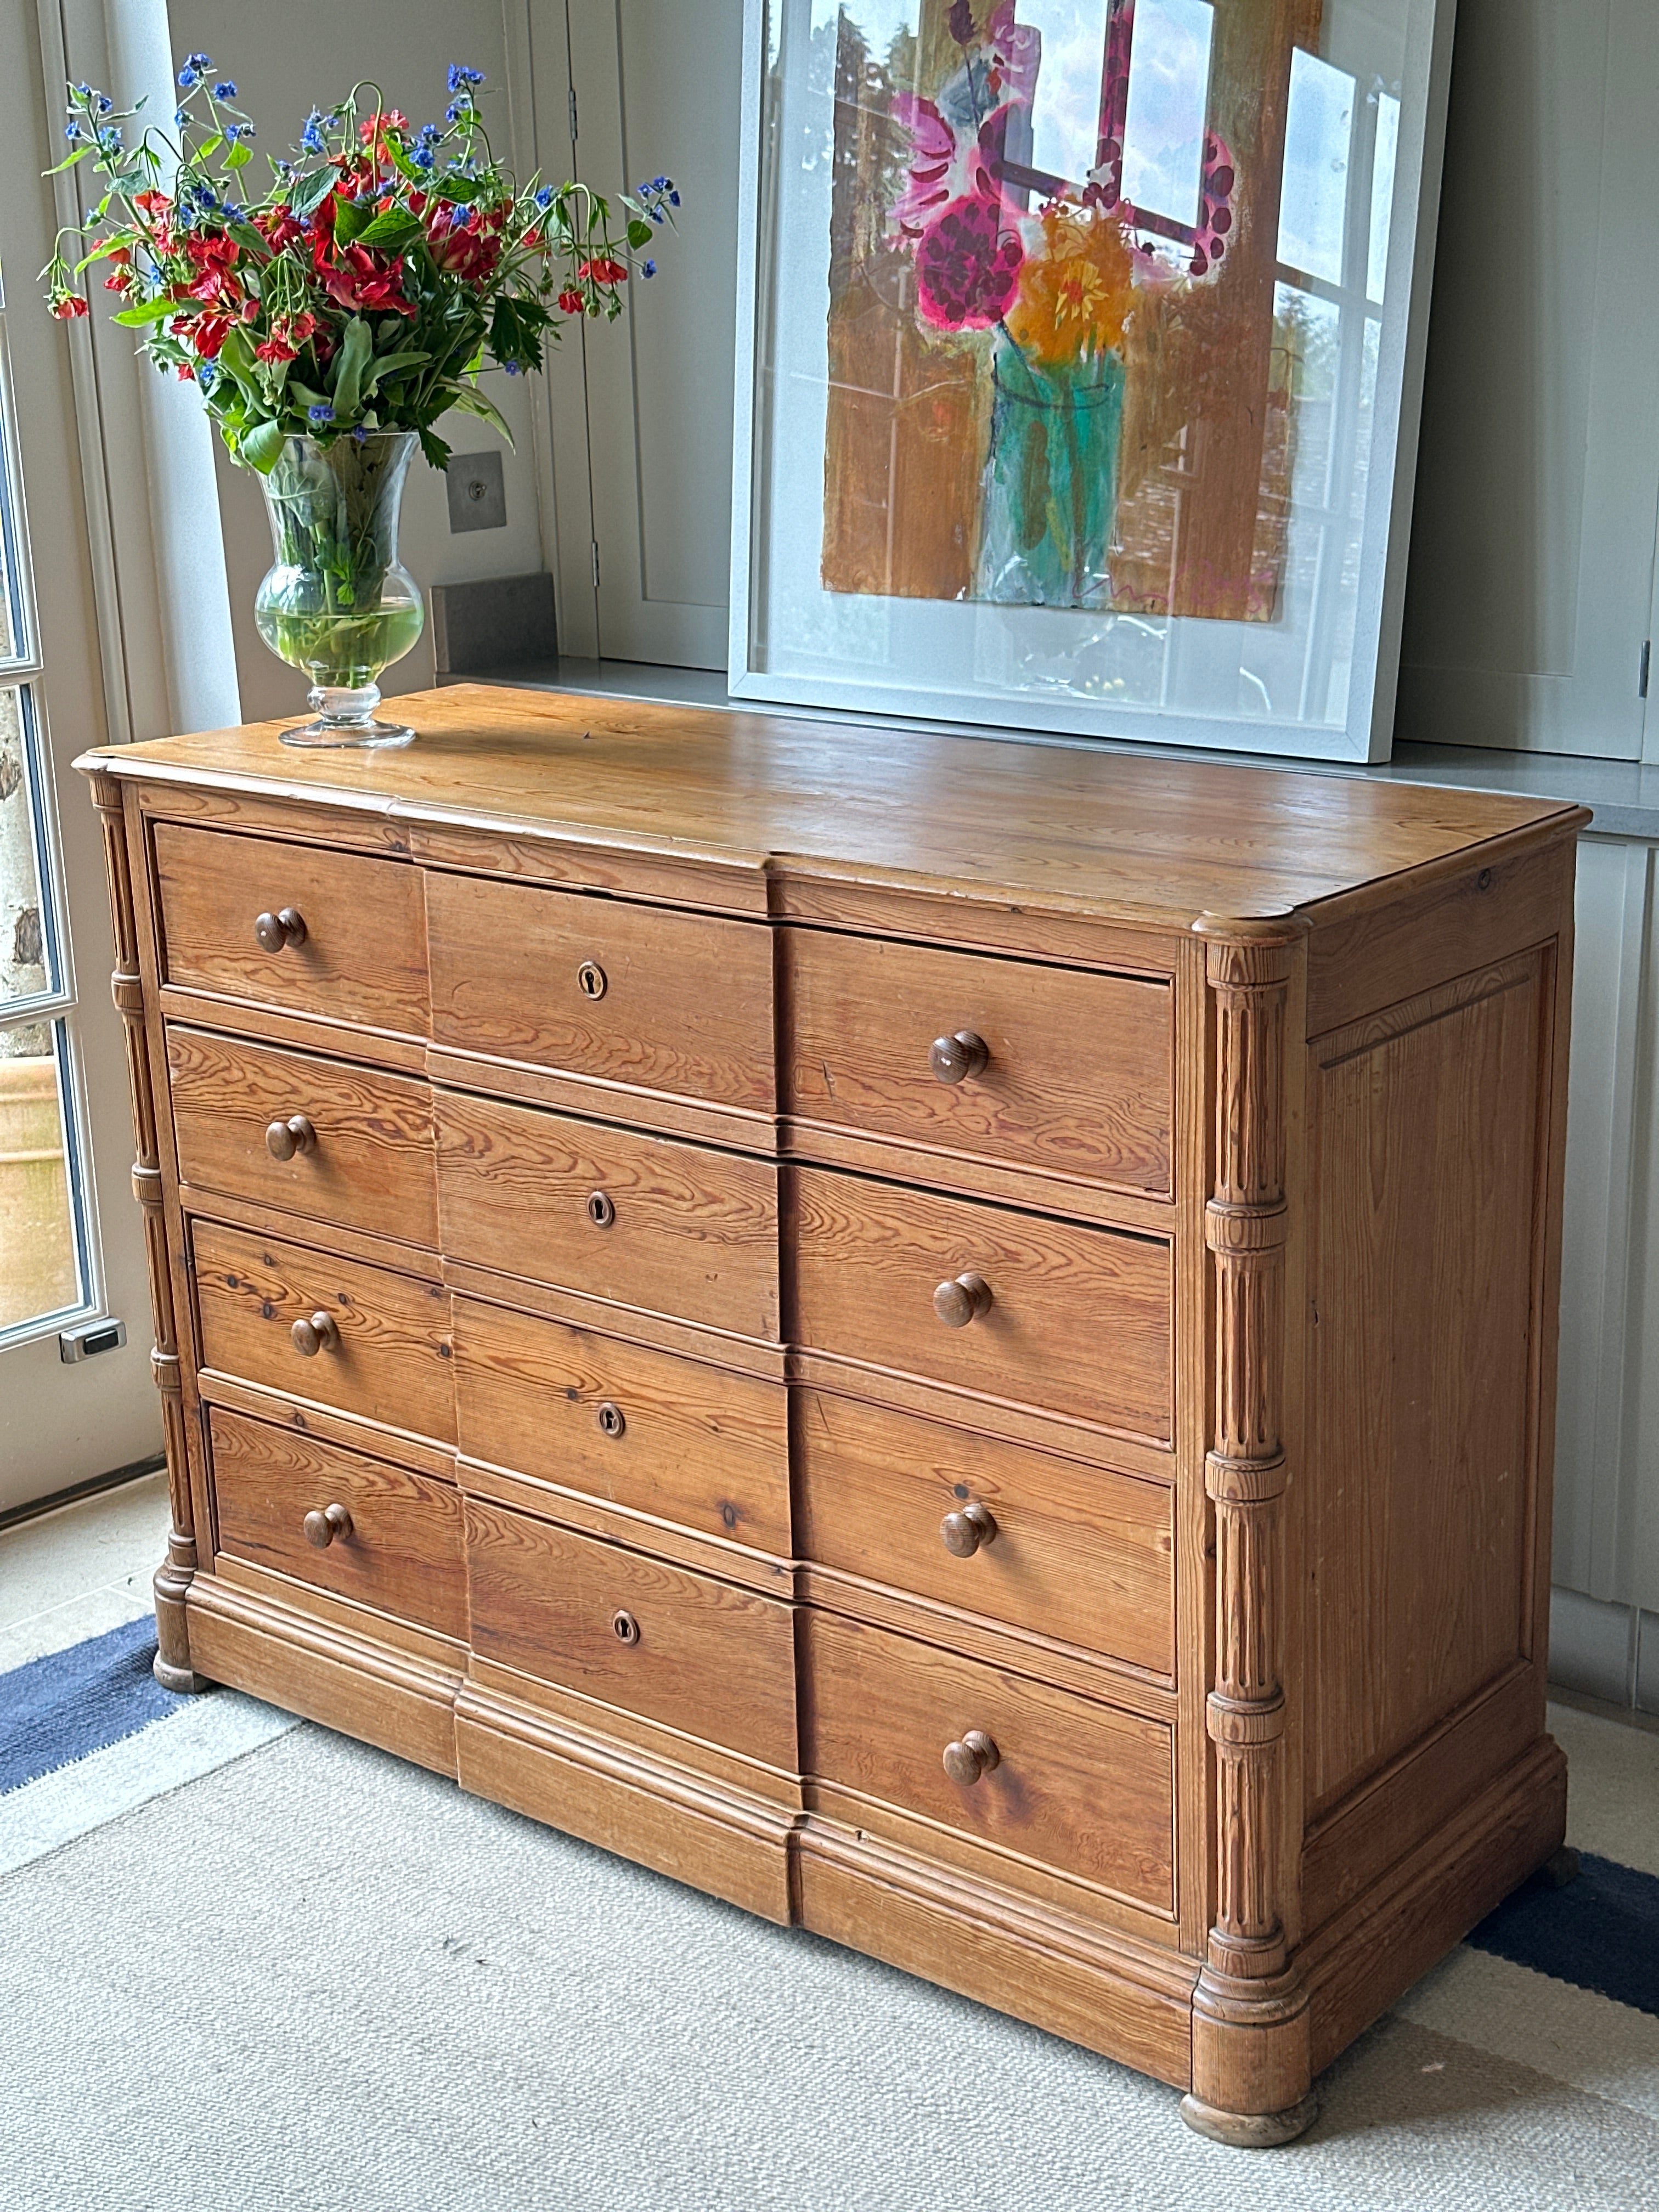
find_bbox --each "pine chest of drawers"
[80,686,1584,2143]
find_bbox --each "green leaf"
[357,207,422,251]
[434,173,481,204]
[225,140,252,172]
[448,385,515,447]
[112,296,177,326]
[417,428,453,470]
[196,133,223,161]
[333,198,369,245]
[287,164,337,221]
[361,348,430,395]
[627,218,653,251]
[45,144,94,176]
[240,419,286,473]
[330,314,374,419]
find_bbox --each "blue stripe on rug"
[0,1616,183,1796]
[1468,1851,1659,2018]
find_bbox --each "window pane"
[1120,0,1215,230]
[1,685,53,1009]
[0,1018,84,1331]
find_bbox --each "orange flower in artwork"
[1006,204,1137,366]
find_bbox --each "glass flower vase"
[254,431,425,748]
[975,337,1126,610]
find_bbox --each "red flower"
[914,193,1022,330]
[426,205,501,284]
[52,294,89,320]
[176,362,196,380]
[557,287,584,314]
[183,233,241,307]
[319,241,415,315]
[255,206,304,251]
[179,310,233,358]
[256,333,297,363]
[578,256,627,286]
[359,109,408,145]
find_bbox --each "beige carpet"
[1,1701,1655,2211]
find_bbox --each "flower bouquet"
[44,59,675,746]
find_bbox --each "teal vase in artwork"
[975,336,1126,608]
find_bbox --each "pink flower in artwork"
[983,1,1041,108]
[915,193,1023,330]
[890,93,957,236]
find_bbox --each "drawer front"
[193,1221,455,1443]
[788,932,1173,1195]
[437,1090,780,1339]
[427,872,774,1111]
[804,1610,1173,1910]
[465,1498,797,1768]
[210,1407,464,1638]
[454,1298,791,1555]
[796,1395,1173,1676]
[168,1028,437,1248]
[155,823,428,1035]
[793,1167,1171,1441]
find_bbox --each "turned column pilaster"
[1183,916,1313,2146]
[89,772,205,1694]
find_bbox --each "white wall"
[167,0,550,720]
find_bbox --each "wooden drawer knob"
[586,1190,616,1228]
[596,1401,626,1439]
[941,1502,997,1556]
[942,1730,1000,1786]
[933,1272,992,1328]
[577,960,608,1000]
[254,906,307,953]
[290,1310,340,1357]
[303,1502,353,1549]
[265,1114,317,1161]
[612,1608,641,1645]
[930,1030,989,1085]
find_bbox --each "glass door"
[0,22,160,1514]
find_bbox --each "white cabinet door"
[563,0,744,667]
[1554,835,1659,1612]
[1397,0,1659,758]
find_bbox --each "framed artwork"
[730,0,1455,760]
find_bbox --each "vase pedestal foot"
[279,718,415,750]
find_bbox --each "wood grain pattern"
[192,1220,455,1442]
[793,1165,1172,1440]
[785,928,1172,1195]
[436,1089,780,1339]
[464,1497,797,1770]
[91,684,1578,933]
[453,1296,791,1557]
[89,775,202,1690]
[795,1391,1173,1678]
[1304,956,1545,1817]
[154,822,428,1035]
[427,869,775,1111]
[209,1407,465,1638]
[168,1027,437,1248]
[803,1609,1174,1913]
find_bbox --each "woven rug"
[1,1626,1655,2209]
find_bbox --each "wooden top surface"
[83,683,1585,928]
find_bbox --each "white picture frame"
[728,0,1457,763]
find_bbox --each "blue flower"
[174,108,189,127]
[73,81,92,98]
[447,63,485,92]
[212,80,236,100]
[308,403,334,424]
[668,189,680,207]
[641,258,656,278]
[225,121,253,142]
[198,363,217,393]
[177,67,196,89]
[351,426,369,443]
[444,99,469,125]
[534,186,553,209]
[64,120,81,140]
[184,52,213,72]
[416,121,441,144]
[411,146,435,171]
[300,108,326,154]
[653,175,668,190]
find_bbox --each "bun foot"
[1179,2091,1320,2147]
[153,1652,211,1695]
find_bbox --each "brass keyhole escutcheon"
[578,960,608,1000]
[597,1401,626,1439]
[586,1190,616,1229]
[612,1609,641,1645]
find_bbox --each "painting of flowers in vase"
[821,0,1318,622]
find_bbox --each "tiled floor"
[0,1473,172,1671]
